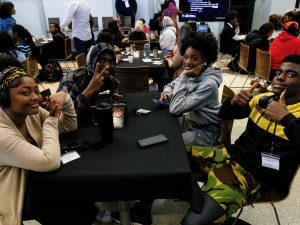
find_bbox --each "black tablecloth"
[24,93,203,214]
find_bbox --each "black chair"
[232,166,300,225]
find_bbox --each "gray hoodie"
[162,66,222,137]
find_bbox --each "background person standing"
[61,0,93,56]
[0,1,16,33]
[115,0,137,28]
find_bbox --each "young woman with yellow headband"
[0,67,79,225]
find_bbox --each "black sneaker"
[111,205,152,225]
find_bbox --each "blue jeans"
[178,116,220,146]
[73,37,93,56]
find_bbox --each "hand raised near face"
[48,91,67,109]
[235,21,240,28]
[265,91,289,122]
[82,63,108,100]
[45,98,61,118]
[231,82,259,106]
[183,64,203,78]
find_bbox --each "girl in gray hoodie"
[161,31,222,146]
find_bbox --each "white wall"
[135,0,152,25]
[270,0,295,14]
[5,0,299,37]
[9,0,44,36]
[252,0,296,30]
[8,0,115,36]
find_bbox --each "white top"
[60,0,92,41]
[159,27,177,50]
[271,30,282,39]
[227,23,246,41]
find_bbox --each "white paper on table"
[61,151,80,164]
[153,61,162,65]
[142,58,152,63]
[122,58,130,62]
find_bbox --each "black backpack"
[43,61,63,82]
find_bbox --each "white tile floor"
[26,62,300,225]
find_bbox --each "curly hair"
[0,2,14,19]
[179,31,218,66]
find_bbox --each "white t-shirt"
[60,0,92,41]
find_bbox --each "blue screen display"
[179,0,230,22]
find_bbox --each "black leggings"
[181,194,224,225]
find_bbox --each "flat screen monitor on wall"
[179,0,230,22]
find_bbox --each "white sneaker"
[95,209,112,224]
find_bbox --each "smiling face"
[272,62,300,100]
[8,76,42,116]
[183,47,206,71]
[97,52,115,76]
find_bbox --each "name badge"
[261,152,280,171]
[124,0,130,8]
[61,151,80,164]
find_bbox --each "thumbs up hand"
[231,82,259,106]
[265,91,289,122]
[278,90,286,105]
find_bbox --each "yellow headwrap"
[1,68,27,90]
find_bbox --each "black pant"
[73,37,93,56]
[24,202,97,225]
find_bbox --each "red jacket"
[269,32,300,70]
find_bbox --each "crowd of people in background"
[0,1,300,225]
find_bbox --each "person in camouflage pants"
[182,54,300,225]
[184,145,261,225]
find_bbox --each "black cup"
[91,101,114,143]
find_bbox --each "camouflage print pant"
[186,145,261,225]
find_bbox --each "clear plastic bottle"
[130,44,135,55]
[144,43,150,59]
